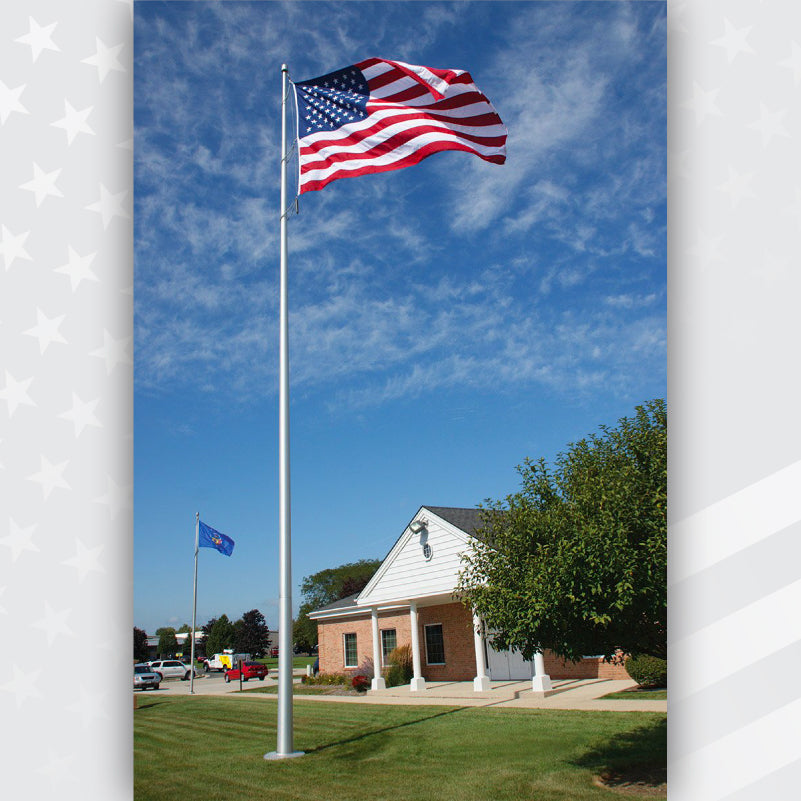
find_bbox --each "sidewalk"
[156,673,665,712]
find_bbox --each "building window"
[343,633,358,668]
[424,623,445,665]
[380,629,397,665]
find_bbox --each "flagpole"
[189,512,199,694]
[266,63,303,761]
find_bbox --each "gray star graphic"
[27,456,71,499]
[51,100,95,146]
[0,518,39,561]
[14,16,60,63]
[54,245,98,290]
[0,79,29,124]
[0,371,36,417]
[24,309,67,354]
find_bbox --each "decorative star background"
[1,2,801,800]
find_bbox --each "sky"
[133,0,666,636]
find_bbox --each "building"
[308,506,630,692]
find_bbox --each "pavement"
[141,671,666,712]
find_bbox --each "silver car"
[134,663,161,690]
[148,659,196,680]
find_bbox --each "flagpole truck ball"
[293,58,507,194]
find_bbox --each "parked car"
[134,663,161,691]
[224,661,269,683]
[148,659,196,681]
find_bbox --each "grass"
[254,655,316,669]
[134,696,665,801]
[601,688,667,700]
[240,683,361,696]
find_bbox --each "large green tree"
[234,609,271,657]
[293,558,382,652]
[458,399,666,662]
[155,627,178,658]
[203,614,235,656]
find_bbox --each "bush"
[353,656,374,681]
[301,673,349,686]
[626,654,667,688]
[384,644,413,688]
[351,674,370,692]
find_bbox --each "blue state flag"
[198,520,235,556]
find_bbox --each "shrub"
[626,654,667,688]
[301,673,349,686]
[384,644,413,688]
[351,674,370,692]
[353,656,374,681]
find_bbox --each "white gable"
[357,507,473,606]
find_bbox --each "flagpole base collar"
[264,750,305,760]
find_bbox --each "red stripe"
[301,140,505,193]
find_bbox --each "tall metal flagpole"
[265,63,303,761]
[189,512,199,694]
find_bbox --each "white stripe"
[670,695,801,801]
[391,59,464,97]
[370,76,478,104]
[669,576,801,701]
[670,459,801,584]
[299,129,503,186]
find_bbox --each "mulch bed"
[594,766,666,797]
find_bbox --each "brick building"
[308,506,630,693]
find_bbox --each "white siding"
[358,512,471,606]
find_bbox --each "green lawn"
[134,696,665,801]
[254,655,316,669]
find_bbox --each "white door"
[486,644,535,680]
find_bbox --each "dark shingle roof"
[313,593,360,614]
[424,506,494,540]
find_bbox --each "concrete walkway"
[148,673,665,712]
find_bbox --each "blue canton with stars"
[295,66,370,137]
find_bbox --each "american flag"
[293,58,507,194]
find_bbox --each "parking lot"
[135,669,306,696]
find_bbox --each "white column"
[370,607,386,691]
[409,601,426,691]
[472,613,490,691]
[531,650,552,693]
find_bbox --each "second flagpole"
[265,63,303,761]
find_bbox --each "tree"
[233,609,271,657]
[458,399,666,663]
[155,627,178,658]
[133,627,149,662]
[293,558,382,651]
[300,558,382,610]
[293,604,318,653]
[203,614,234,656]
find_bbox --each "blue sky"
[133,1,666,636]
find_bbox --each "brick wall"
[317,610,411,676]
[544,650,631,680]
[417,602,476,681]
[317,603,631,681]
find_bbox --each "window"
[424,623,445,665]
[343,633,358,668]
[380,629,397,665]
